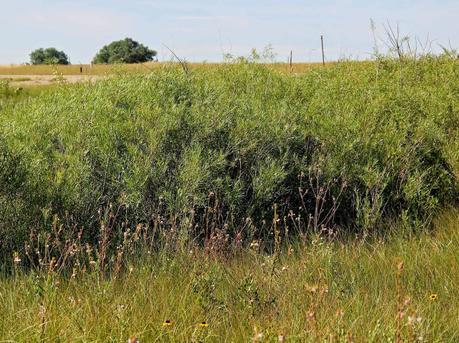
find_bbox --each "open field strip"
[0,74,104,86]
[0,61,330,76]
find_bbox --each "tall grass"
[0,79,55,108]
[0,56,458,261]
[1,210,458,342]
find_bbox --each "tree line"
[29,38,157,65]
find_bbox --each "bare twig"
[162,44,189,75]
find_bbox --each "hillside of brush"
[0,56,458,260]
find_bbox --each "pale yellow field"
[0,62,162,75]
[0,62,330,76]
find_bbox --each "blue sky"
[0,0,458,63]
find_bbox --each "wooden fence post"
[321,35,325,66]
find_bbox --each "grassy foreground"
[1,210,458,342]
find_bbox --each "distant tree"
[92,38,157,64]
[30,48,70,65]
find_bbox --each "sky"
[0,0,458,64]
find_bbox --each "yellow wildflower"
[429,293,438,301]
[163,319,173,327]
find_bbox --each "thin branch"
[162,44,189,75]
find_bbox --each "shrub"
[0,136,36,260]
[0,57,457,258]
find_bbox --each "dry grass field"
[0,62,161,75]
[0,74,103,86]
[0,61,329,76]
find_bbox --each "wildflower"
[13,252,21,265]
[38,305,46,321]
[252,327,263,341]
[250,241,259,249]
[163,319,173,327]
[403,297,411,307]
[429,293,438,301]
[253,332,264,341]
[306,311,316,321]
[305,284,319,293]
[407,315,422,325]
[198,321,209,327]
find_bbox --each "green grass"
[0,80,58,110]
[1,210,458,342]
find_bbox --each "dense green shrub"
[0,136,36,257]
[0,57,457,256]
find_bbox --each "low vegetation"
[1,56,458,256]
[0,79,55,110]
[0,54,458,341]
[1,210,458,341]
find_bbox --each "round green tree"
[92,38,157,64]
[30,48,70,65]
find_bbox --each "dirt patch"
[0,74,104,87]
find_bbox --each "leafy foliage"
[30,48,70,65]
[92,38,157,64]
[0,57,457,257]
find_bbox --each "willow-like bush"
[0,57,457,258]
